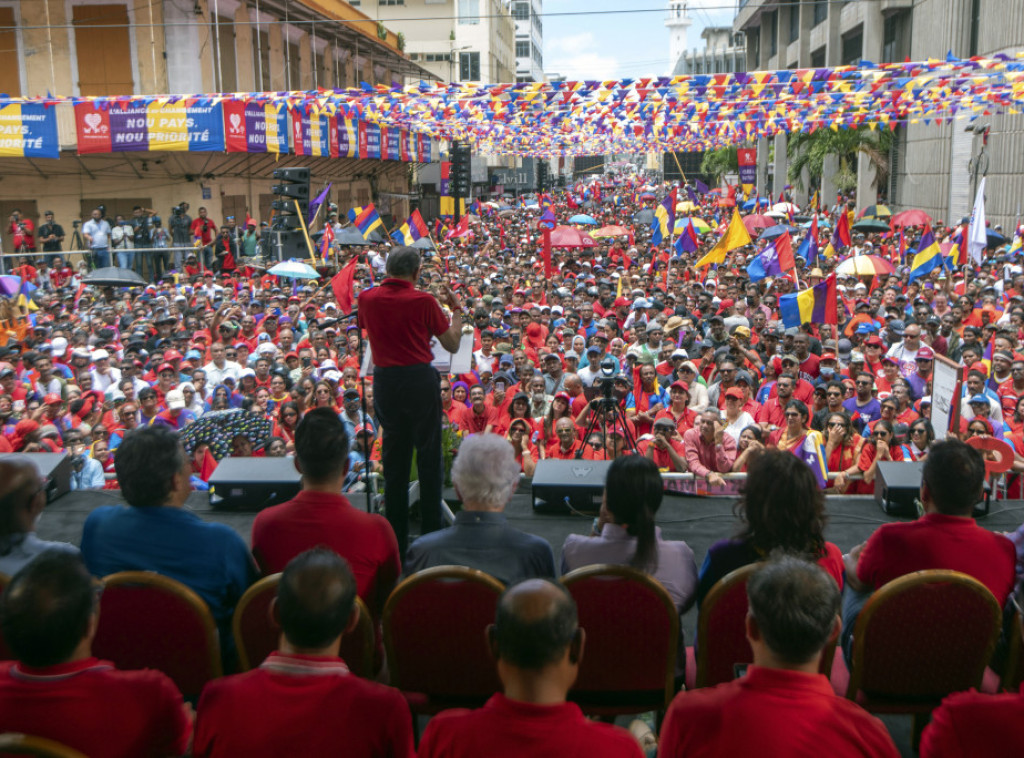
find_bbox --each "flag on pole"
[308,183,332,224]
[779,273,838,328]
[348,205,383,239]
[967,177,988,266]
[746,232,795,282]
[797,215,819,265]
[674,218,699,255]
[319,221,335,260]
[695,207,751,267]
[908,225,942,282]
[331,255,359,315]
[823,210,851,258]
[445,215,469,240]
[650,189,677,245]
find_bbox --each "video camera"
[592,356,624,411]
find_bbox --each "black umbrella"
[851,218,891,234]
[82,266,147,287]
[179,409,273,461]
[987,230,1007,249]
[634,209,654,225]
[335,227,373,247]
[412,237,436,251]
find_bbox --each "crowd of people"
[1,173,1024,754]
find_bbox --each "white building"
[511,0,544,83]
[665,0,692,73]
[364,0,516,83]
[672,27,747,76]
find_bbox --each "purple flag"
[308,183,332,223]
[687,186,698,205]
[695,179,709,194]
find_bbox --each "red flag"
[331,256,358,315]
[73,280,87,307]
[775,232,796,272]
[445,215,469,240]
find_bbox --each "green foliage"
[377,21,387,41]
[786,127,894,192]
[397,32,406,52]
[700,146,739,185]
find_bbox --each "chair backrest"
[0,734,88,758]
[561,564,679,711]
[91,571,222,700]
[383,566,504,707]
[696,563,759,688]
[846,570,1002,701]
[1001,596,1024,692]
[233,573,375,678]
[0,573,10,662]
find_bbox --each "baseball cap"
[724,387,744,400]
[820,352,837,362]
[916,346,935,361]
[157,362,176,374]
[969,394,990,405]
[670,380,690,392]
[353,423,375,436]
[716,298,735,315]
[343,388,361,400]
[44,393,62,405]
[166,389,186,410]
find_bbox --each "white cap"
[52,336,68,355]
[166,389,186,410]
[91,349,109,361]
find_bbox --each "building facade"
[733,0,1024,228]
[0,0,430,255]
[672,26,747,76]
[512,0,544,83]
[364,0,517,83]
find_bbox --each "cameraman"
[169,201,192,271]
[190,207,217,269]
[129,206,156,277]
[8,209,35,253]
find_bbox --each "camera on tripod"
[592,356,624,410]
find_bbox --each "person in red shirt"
[358,247,462,554]
[920,684,1024,757]
[251,408,400,630]
[461,384,498,435]
[193,549,413,757]
[841,440,1016,662]
[643,417,688,472]
[546,416,583,459]
[8,209,35,251]
[417,579,642,758]
[660,556,898,758]
[0,551,191,758]
[190,206,217,246]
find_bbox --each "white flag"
[967,177,987,266]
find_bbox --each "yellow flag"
[616,274,623,298]
[695,208,752,267]
[822,242,837,259]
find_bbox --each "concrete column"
[773,132,788,199]
[821,154,839,210]
[298,34,312,90]
[756,136,769,197]
[233,5,255,91]
[861,4,884,62]
[797,166,811,207]
[856,151,878,212]
[268,23,286,91]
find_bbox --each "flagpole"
[295,200,319,268]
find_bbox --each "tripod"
[576,393,640,459]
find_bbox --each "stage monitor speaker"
[875,460,924,518]
[209,457,301,510]
[0,452,73,503]
[531,459,610,515]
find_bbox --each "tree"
[786,127,893,194]
[700,146,738,186]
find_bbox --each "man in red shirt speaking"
[358,246,464,553]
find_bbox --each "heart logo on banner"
[229,113,242,132]
[83,113,103,133]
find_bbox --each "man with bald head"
[418,578,642,758]
[0,455,78,575]
[194,548,413,757]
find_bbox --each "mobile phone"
[302,357,311,367]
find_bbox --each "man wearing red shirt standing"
[0,551,191,757]
[252,408,400,625]
[659,557,898,758]
[358,246,463,553]
[193,549,413,757]
[840,440,1016,662]
[418,579,642,758]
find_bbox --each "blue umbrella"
[760,224,799,240]
[802,218,832,229]
[569,214,598,225]
[741,197,770,211]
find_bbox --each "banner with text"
[0,103,59,159]
[75,100,225,153]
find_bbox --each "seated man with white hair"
[404,434,556,585]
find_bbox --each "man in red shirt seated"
[643,417,688,472]
[460,384,498,435]
[546,416,582,459]
[0,551,191,757]
[840,440,1016,662]
[659,556,898,757]
[417,578,642,758]
[193,549,413,757]
[251,408,400,627]
[920,674,1024,756]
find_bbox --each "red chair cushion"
[699,578,751,687]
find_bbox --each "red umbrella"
[717,197,735,207]
[891,209,932,228]
[743,214,773,235]
[549,226,596,248]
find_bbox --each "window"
[253,28,271,91]
[0,7,21,96]
[841,28,863,65]
[212,15,237,92]
[380,0,405,4]
[516,41,530,58]
[514,2,530,20]
[73,3,134,96]
[968,0,980,56]
[286,40,301,90]
[813,0,828,27]
[768,12,777,57]
[882,12,909,63]
[788,2,800,43]
[751,29,760,65]
[458,0,480,25]
[459,51,480,81]
[424,53,452,62]
[811,46,826,68]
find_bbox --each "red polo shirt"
[856,512,1016,603]
[418,693,642,758]
[358,278,450,367]
[920,686,1024,757]
[194,652,413,757]
[0,658,191,758]
[659,665,897,757]
[251,490,401,619]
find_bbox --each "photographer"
[190,207,217,269]
[212,228,238,275]
[169,201,192,271]
[37,211,65,263]
[129,206,156,277]
[110,214,135,270]
[8,209,35,252]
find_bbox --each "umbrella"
[568,214,598,225]
[771,202,800,214]
[82,267,147,287]
[760,224,800,240]
[639,192,656,201]
[858,204,892,219]
[179,409,273,461]
[717,197,736,208]
[268,260,321,279]
[674,218,711,234]
[675,201,698,213]
[836,255,896,277]
[549,226,596,248]
[987,230,1007,249]
[743,214,773,234]
[802,218,831,228]
[592,225,630,238]
[412,237,436,251]
[497,209,516,217]
[0,275,21,297]
[741,197,771,211]
[851,218,892,234]
[634,208,655,225]
[891,209,933,228]
[335,227,373,247]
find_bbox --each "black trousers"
[373,362,444,555]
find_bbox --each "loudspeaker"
[875,460,924,517]
[0,452,73,503]
[531,459,610,515]
[209,457,301,510]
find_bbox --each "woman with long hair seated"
[561,455,698,613]
[696,448,844,609]
[852,418,904,495]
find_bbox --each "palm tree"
[700,146,738,186]
[786,127,893,193]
